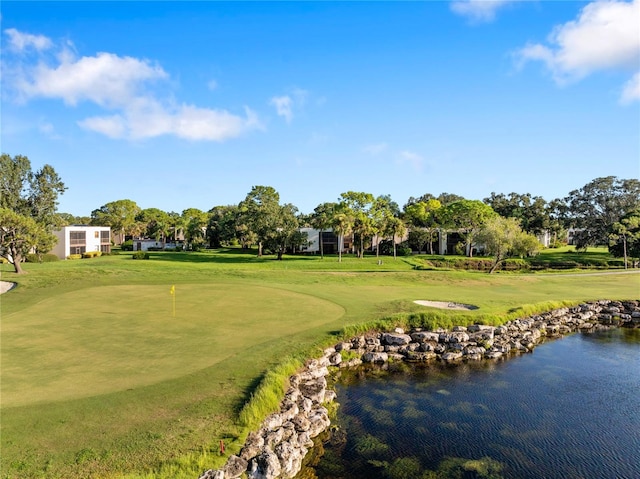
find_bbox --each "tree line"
[2,153,640,273]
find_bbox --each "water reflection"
[303,330,640,479]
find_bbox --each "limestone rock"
[362,351,389,363]
[223,455,248,479]
[247,447,281,479]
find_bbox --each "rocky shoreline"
[198,299,639,479]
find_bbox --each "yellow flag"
[170,285,175,295]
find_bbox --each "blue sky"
[2,1,639,216]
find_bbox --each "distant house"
[52,225,111,259]
[298,228,352,254]
[132,239,182,251]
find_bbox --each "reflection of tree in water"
[579,328,640,345]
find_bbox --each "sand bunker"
[414,300,478,311]
[0,281,16,294]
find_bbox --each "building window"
[100,230,110,243]
[70,231,86,246]
[95,231,100,238]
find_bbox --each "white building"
[52,225,111,259]
[132,239,181,251]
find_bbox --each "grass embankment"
[1,248,638,479]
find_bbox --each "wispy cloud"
[2,28,261,140]
[38,121,62,140]
[450,0,515,23]
[514,0,640,103]
[270,95,294,123]
[4,28,53,51]
[621,72,640,104]
[270,87,309,123]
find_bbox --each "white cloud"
[515,0,640,102]
[4,28,53,51]
[20,52,167,107]
[270,95,294,123]
[78,115,127,139]
[620,71,640,104]
[79,97,260,141]
[3,28,262,140]
[450,0,514,23]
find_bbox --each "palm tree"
[332,211,353,263]
[384,215,407,259]
[311,202,336,259]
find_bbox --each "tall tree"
[609,209,640,269]
[371,195,400,257]
[562,176,640,249]
[182,208,208,250]
[137,208,171,246]
[404,199,442,254]
[91,199,141,244]
[405,192,464,207]
[382,215,407,259]
[0,208,54,273]
[238,186,282,257]
[483,192,550,235]
[339,191,374,258]
[441,200,497,257]
[0,154,66,273]
[58,213,92,225]
[311,202,337,259]
[207,205,239,248]
[262,203,301,260]
[331,208,354,263]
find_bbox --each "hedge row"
[25,253,60,263]
[418,256,626,271]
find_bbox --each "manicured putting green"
[1,283,345,407]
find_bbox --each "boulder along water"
[198,299,639,479]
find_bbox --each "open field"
[1,248,639,478]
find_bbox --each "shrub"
[396,242,413,257]
[502,258,529,271]
[25,253,59,263]
[132,251,149,260]
[121,240,134,251]
[82,251,102,259]
[67,254,82,260]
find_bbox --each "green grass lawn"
[1,248,638,478]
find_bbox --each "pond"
[305,329,640,479]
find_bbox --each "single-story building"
[52,225,111,259]
[132,239,182,251]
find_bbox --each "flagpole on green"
[170,285,176,317]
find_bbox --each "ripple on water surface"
[307,329,640,479]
